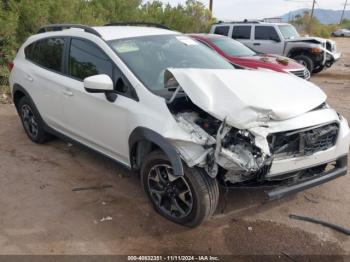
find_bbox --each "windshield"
[108,35,233,91]
[278,25,300,39]
[210,37,256,57]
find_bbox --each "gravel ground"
[0,38,349,257]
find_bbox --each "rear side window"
[232,26,251,39]
[24,43,35,61]
[255,26,280,41]
[30,38,65,72]
[214,26,230,36]
[69,38,113,81]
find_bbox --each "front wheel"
[312,65,325,74]
[293,54,315,74]
[141,150,219,227]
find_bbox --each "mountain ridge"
[281,8,350,24]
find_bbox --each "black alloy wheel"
[21,104,39,139]
[147,164,193,219]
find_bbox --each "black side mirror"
[105,91,118,103]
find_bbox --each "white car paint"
[9,25,350,186]
[92,26,179,40]
[333,29,350,37]
[84,74,114,91]
[168,68,326,129]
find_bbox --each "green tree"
[0,0,19,63]
[0,0,214,66]
[16,0,50,43]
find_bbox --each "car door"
[23,37,67,129]
[251,25,284,54]
[231,25,252,47]
[60,38,138,164]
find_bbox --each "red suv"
[189,34,310,80]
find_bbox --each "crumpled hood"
[285,36,326,44]
[167,68,327,129]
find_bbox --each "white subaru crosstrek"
[9,23,350,227]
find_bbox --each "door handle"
[62,89,74,97]
[25,74,33,82]
[253,43,261,46]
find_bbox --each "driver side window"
[69,38,113,80]
[69,38,132,96]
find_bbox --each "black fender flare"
[12,84,32,100]
[12,83,49,130]
[287,47,313,58]
[12,84,32,108]
[129,127,184,177]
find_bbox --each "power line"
[284,0,316,33]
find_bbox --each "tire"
[312,65,325,74]
[141,150,219,227]
[293,54,315,73]
[17,96,52,144]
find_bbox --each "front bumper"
[267,116,350,177]
[332,52,341,61]
[325,52,341,66]
[267,155,347,200]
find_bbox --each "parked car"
[210,21,341,74]
[9,23,350,227]
[332,29,350,37]
[189,33,310,79]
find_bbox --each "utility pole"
[209,0,213,13]
[309,0,316,34]
[284,0,317,33]
[340,0,349,24]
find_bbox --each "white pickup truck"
[210,21,341,74]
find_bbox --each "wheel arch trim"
[12,83,48,127]
[287,47,313,58]
[12,84,32,108]
[129,127,184,177]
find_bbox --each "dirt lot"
[0,38,349,258]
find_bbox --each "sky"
[160,0,346,20]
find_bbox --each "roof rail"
[37,24,102,37]
[215,20,263,24]
[104,21,170,30]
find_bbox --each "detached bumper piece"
[267,155,348,200]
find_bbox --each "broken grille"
[268,123,339,159]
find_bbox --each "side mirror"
[84,74,114,93]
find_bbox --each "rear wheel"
[18,96,52,144]
[141,150,219,227]
[294,54,314,74]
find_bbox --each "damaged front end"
[173,111,272,184]
[163,68,348,191]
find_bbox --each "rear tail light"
[8,61,14,72]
